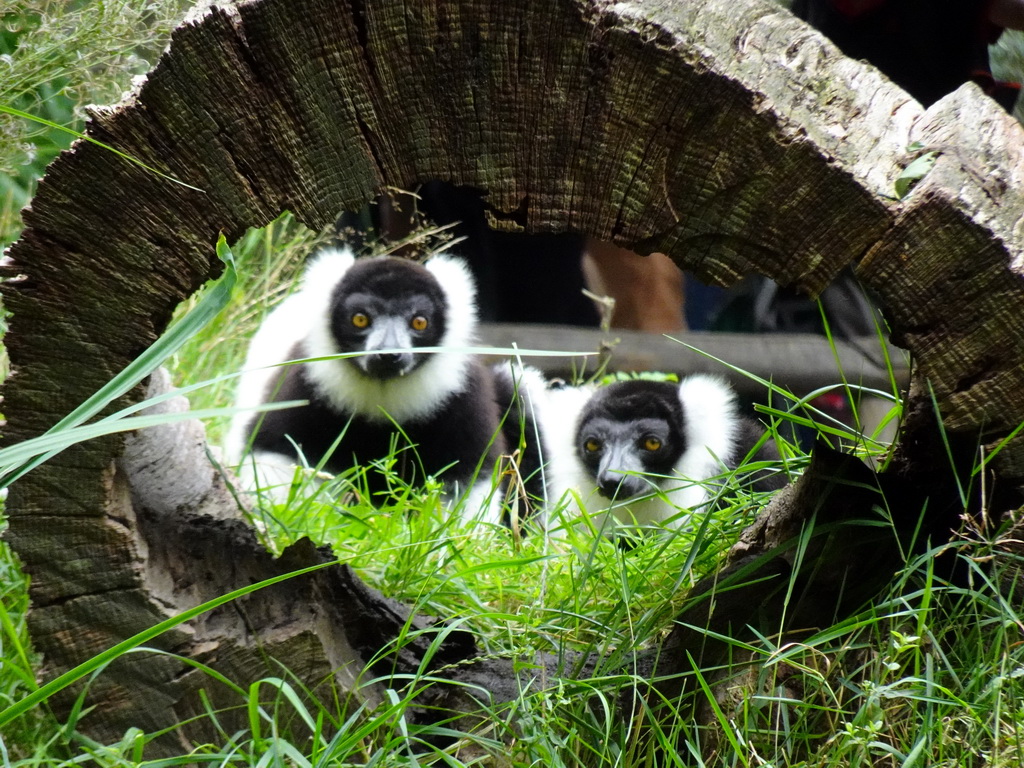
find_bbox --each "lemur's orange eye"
[643,437,662,451]
[352,313,370,329]
[584,438,601,453]
[410,315,428,331]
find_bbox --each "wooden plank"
[479,323,908,396]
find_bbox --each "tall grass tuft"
[0,0,194,248]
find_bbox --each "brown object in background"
[583,237,687,332]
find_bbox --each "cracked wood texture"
[3,0,1024,752]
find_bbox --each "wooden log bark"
[3,0,1024,751]
[857,85,1024,479]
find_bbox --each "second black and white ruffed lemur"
[541,375,786,533]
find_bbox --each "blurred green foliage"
[1,1,194,249]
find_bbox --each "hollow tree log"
[3,0,1024,753]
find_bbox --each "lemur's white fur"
[223,256,338,465]
[534,381,598,519]
[302,248,479,423]
[545,374,743,532]
[492,360,554,525]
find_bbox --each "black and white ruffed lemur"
[542,375,785,532]
[225,247,547,523]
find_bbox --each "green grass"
[0,1,194,249]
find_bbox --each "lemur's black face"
[329,258,448,380]
[577,381,686,500]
